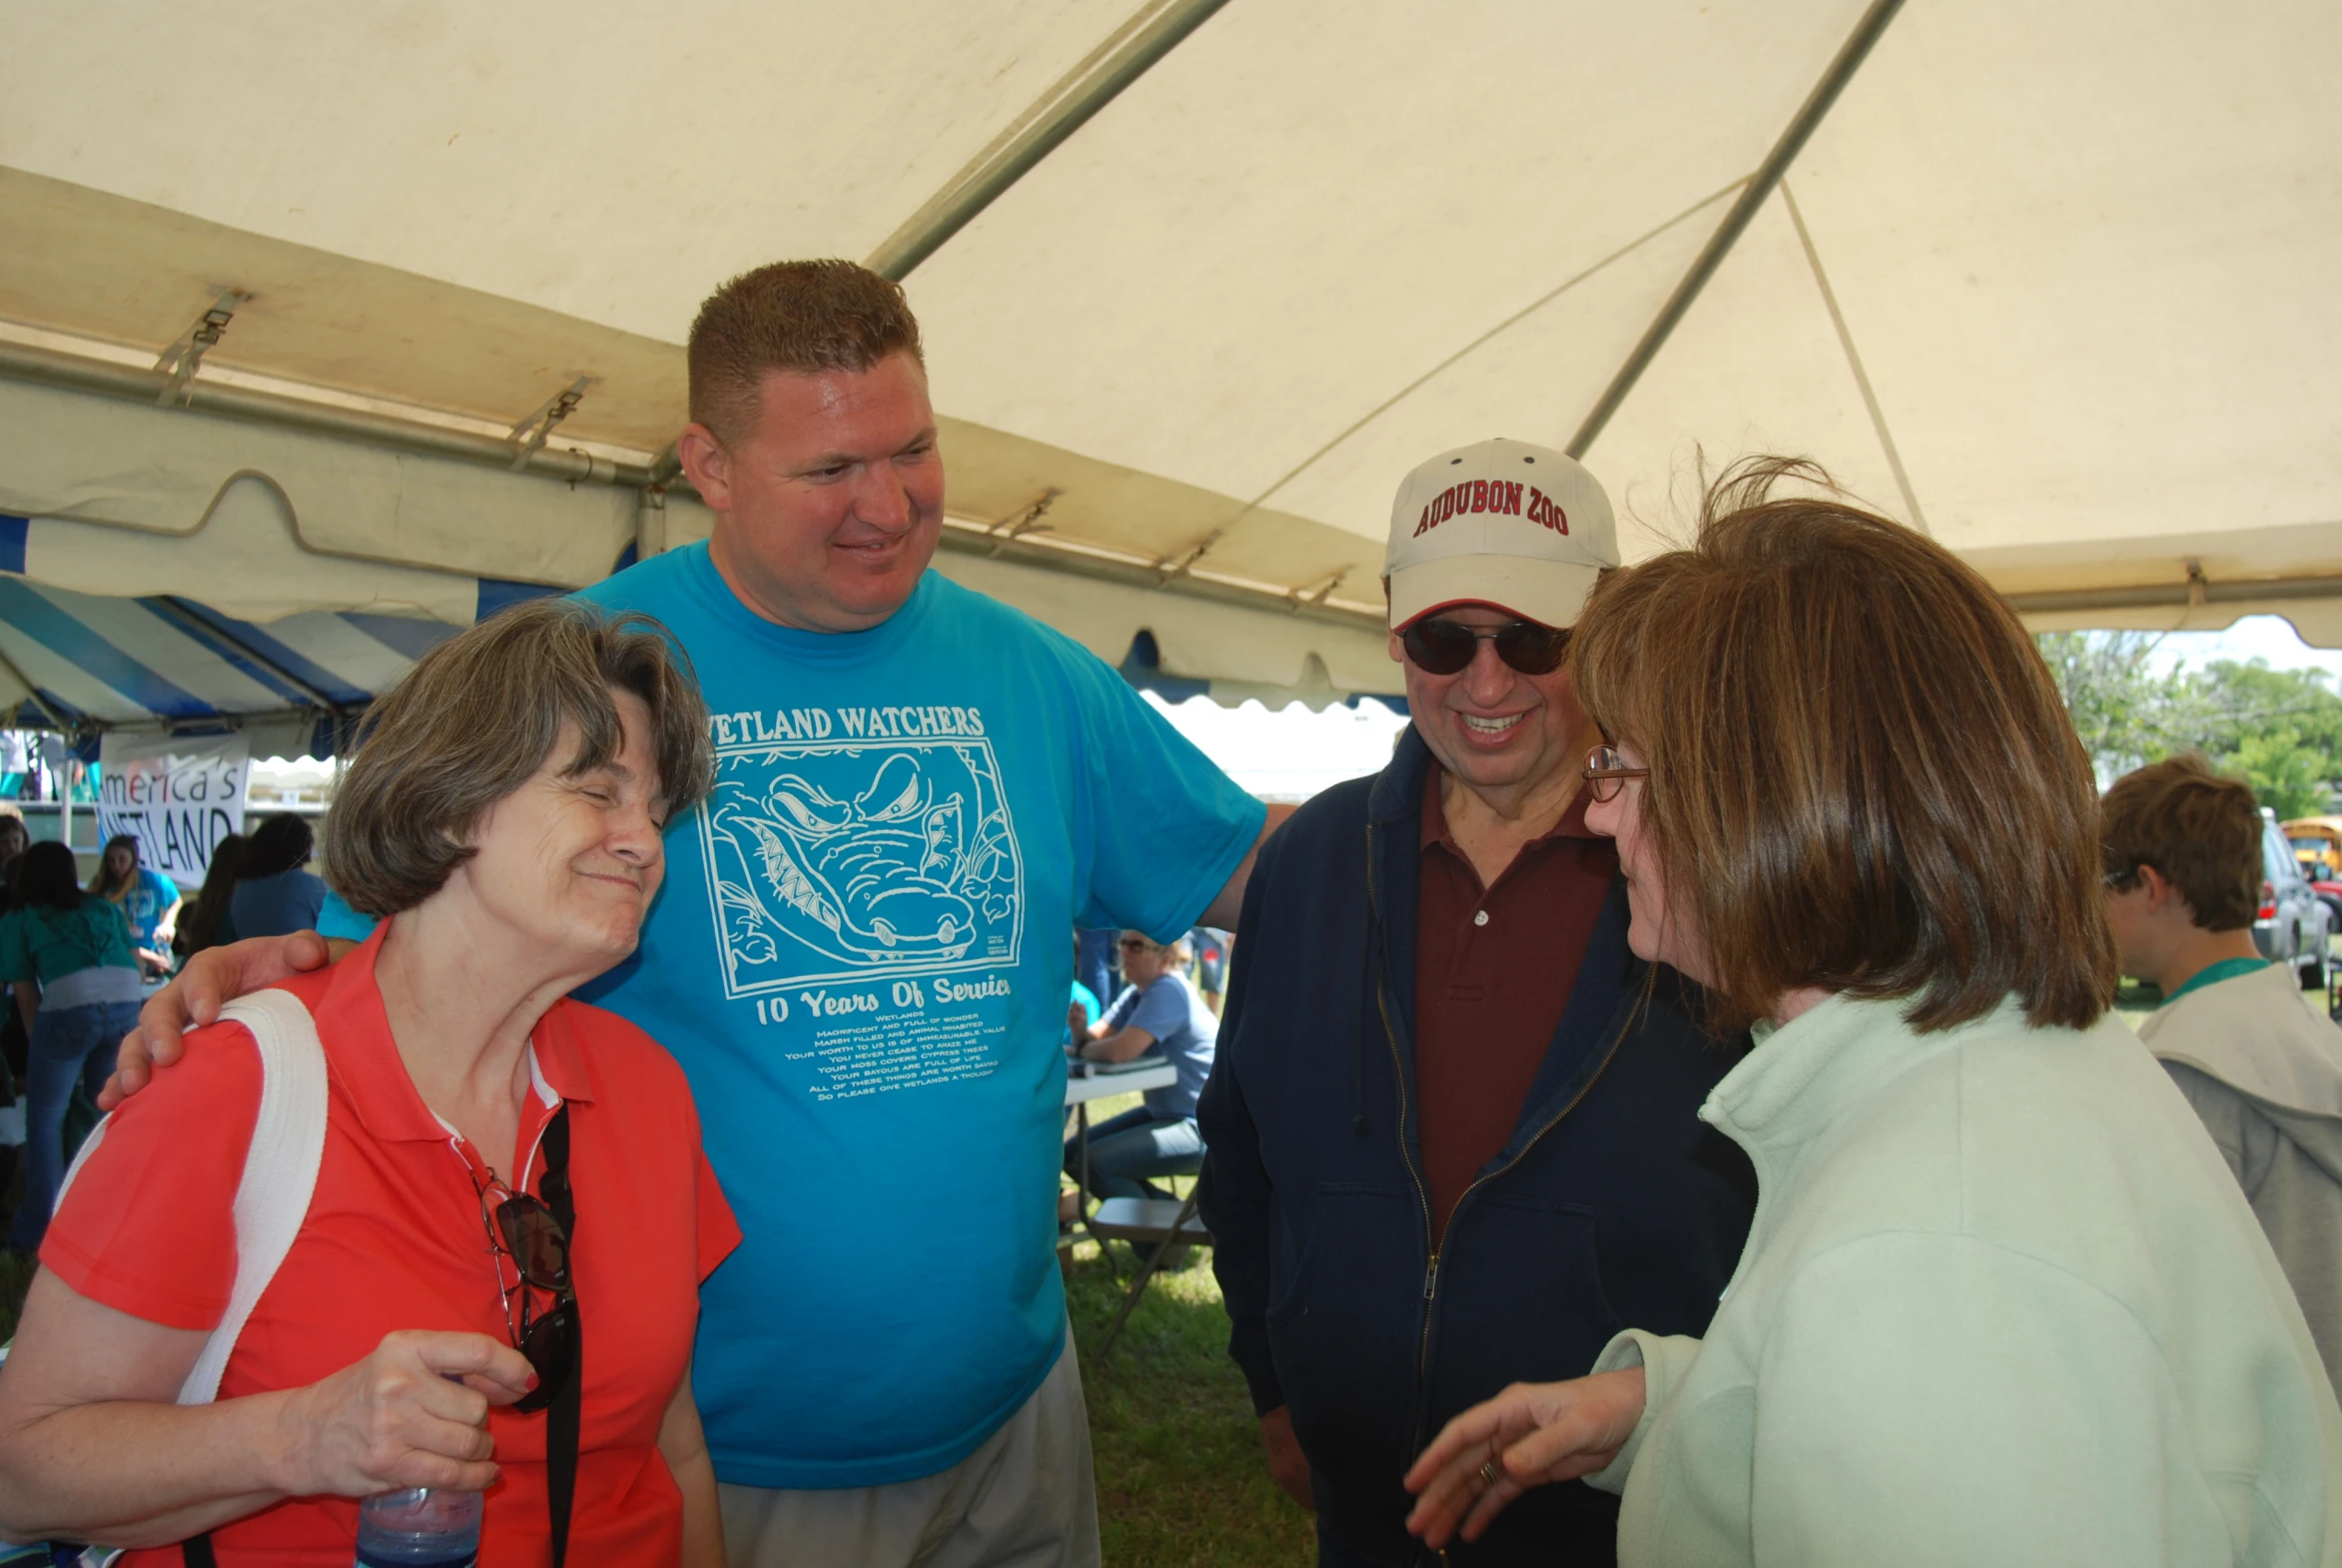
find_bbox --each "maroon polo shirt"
[1415,764,1618,1246]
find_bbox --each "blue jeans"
[1064,1106,1204,1200]
[9,1000,137,1251]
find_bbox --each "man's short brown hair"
[1571,458,2115,1035]
[687,260,924,444]
[325,598,714,918]
[2100,754,2263,931]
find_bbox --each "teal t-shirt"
[117,866,180,950]
[0,899,140,985]
[572,548,1263,1487]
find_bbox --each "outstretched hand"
[101,932,336,1110]
[1402,1367,1646,1548]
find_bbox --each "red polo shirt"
[44,927,740,1565]
[1414,765,1617,1246]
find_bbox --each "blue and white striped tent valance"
[0,514,576,758]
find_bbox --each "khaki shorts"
[719,1337,1101,1568]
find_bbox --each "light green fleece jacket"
[1584,992,2342,1568]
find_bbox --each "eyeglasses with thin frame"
[1582,745,1649,804]
[474,1129,577,1415]
[1118,936,1161,952]
[1399,617,1571,677]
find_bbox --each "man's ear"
[677,422,732,512]
[2134,863,2182,917]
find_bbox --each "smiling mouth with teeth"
[1459,713,1525,734]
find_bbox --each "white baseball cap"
[1383,437,1618,630]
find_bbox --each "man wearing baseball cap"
[1197,439,1757,1567]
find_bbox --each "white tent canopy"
[2,0,2335,733]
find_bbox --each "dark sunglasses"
[1400,617,1571,676]
[478,1108,577,1415]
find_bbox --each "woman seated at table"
[1404,461,2342,1565]
[0,599,736,1564]
[1065,930,1215,1201]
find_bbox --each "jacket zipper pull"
[1423,1253,1439,1302]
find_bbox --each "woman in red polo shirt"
[0,599,737,1565]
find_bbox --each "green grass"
[1063,1154,1314,1568]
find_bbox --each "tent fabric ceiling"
[1,0,2336,662]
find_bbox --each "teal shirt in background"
[116,866,180,950]
[571,548,1264,1487]
[315,887,375,943]
[0,900,140,985]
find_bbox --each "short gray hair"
[324,599,713,917]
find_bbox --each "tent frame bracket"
[154,289,250,407]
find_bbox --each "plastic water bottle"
[355,1486,481,1567]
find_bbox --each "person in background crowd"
[172,833,250,969]
[111,259,1284,1568]
[1067,934,1104,1048]
[1058,934,1109,1233]
[172,833,249,966]
[0,841,142,1255]
[0,805,27,1188]
[88,833,181,976]
[1186,925,1230,1016]
[1075,927,1120,1019]
[0,599,734,1561]
[1200,438,1754,1568]
[1403,461,2342,1566]
[0,807,28,883]
[1066,931,1215,1207]
[2102,753,2342,1399]
[228,814,325,940]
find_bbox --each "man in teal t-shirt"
[136,261,1280,1568]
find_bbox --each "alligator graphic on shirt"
[707,746,1020,981]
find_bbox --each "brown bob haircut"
[2100,754,2262,932]
[688,260,924,445]
[324,598,714,918]
[1571,458,2115,1034]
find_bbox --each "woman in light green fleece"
[1405,460,2342,1568]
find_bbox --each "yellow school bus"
[2284,817,2342,881]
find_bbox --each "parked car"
[2257,810,2333,989]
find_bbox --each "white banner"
[96,732,249,887]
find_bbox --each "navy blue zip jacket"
[1197,728,1757,1567]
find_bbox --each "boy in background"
[2103,753,2342,1397]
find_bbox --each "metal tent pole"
[1566,0,1909,458]
[865,0,1232,282]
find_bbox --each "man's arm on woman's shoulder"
[102,931,351,1109]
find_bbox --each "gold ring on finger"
[1476,1459,1501,1493]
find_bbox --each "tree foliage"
[2036,631,2342,818]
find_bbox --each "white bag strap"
[176,990,331,1406]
